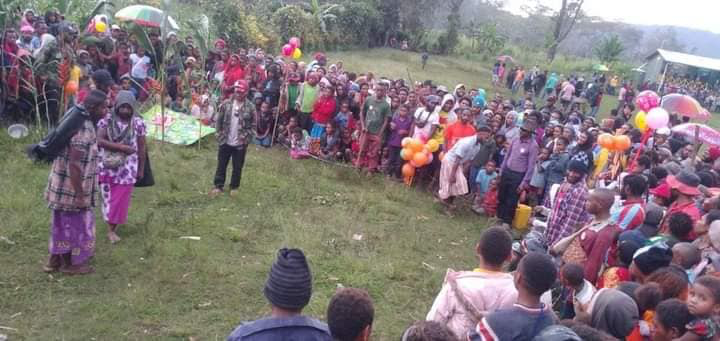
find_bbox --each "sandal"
[42,255,62,273]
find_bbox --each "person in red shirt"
[310,86,337,139]
[443,108,476,151]
[660,171,702,237]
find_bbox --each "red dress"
[483,188,499,217]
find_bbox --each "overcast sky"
[502,0,720,34]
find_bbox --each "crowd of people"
[659,75,720,113]
[6,6,720,341]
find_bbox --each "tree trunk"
[547,43,558,62]
[547,0,567,62]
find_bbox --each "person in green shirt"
[295,72,320,131]
[356,82,391,173]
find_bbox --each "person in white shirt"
[129,47,151,97]
[412,95,440,142]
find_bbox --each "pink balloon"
[289,37,301,49]
[646,107,670,130]
[282,44,293,57]
[636,90,661,111]
[426,151,434,165]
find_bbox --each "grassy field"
[1,48,623,340]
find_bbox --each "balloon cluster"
[633,91,668,132]
[282,37,302,60]
[399,137,440,177]
[597,133,632,152]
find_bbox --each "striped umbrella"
[115,5,179,30]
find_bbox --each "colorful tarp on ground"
[141,105,215,145]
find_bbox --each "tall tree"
[594,35,624,64]
[546,0,585,62]
[442,0,464,54]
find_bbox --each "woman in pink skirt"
[97,90,146,243]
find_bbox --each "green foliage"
[594,34,624,65]
[327,1,380,49]
[272,5,322,50]
[202,0,276,50]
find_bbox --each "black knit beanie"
[263,248,312,310]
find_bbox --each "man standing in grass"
[211,80,256,197]
[356,82,391,174]
[497,120,538,229]
[43,90,107,275]
[227,248,331,341]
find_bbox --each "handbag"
[134,151,155,187]
[103,151,127,169]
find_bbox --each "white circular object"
[7,124,29,139]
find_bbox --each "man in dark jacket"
[227,248,332,341]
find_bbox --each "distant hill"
[635,25,720,59]
[452,0,720,63]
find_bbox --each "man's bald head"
[672,242,701,270]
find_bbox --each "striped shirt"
[611,198,646,231]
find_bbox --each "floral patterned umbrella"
[115,5,179,30]
[671,123,720,147]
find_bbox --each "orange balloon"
[401,137,412,148]
[598,133,614,150]
[614,135,631,151]
[409,138,424,153]
[402,163,416,177]
[64,81,78,95]
[413,150,428,166]
[401,148,414,161]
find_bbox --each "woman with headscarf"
[222,54,245,98]
[97,91,147,244]
[583,288,639,339]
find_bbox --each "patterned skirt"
[100,182,134,225]
[438,157,469,200]
[49,209,95,266]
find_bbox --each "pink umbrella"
[496,55,514,63]
[661,93,710,121]
[671,123,720,146]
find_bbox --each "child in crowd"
[277,116,298,147]
[319,121,342,161]
[680,275,720,340]
[387,104,413,179]
[630,282,663,340]
[560,262,596,318]
[379,147,391,174]
[470,252,557,340]
[528,147,551,205]
[652,299,693,341]
[597,239,640,289]
[290,127,310,160]
[472,160,498,214]
[482,178,500,218]
[254,101,274,147]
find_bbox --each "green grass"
[0,117,487,338]
[3,48,703,340]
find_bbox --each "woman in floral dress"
[97,90,146,243]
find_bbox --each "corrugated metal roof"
[647,49,720,72]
